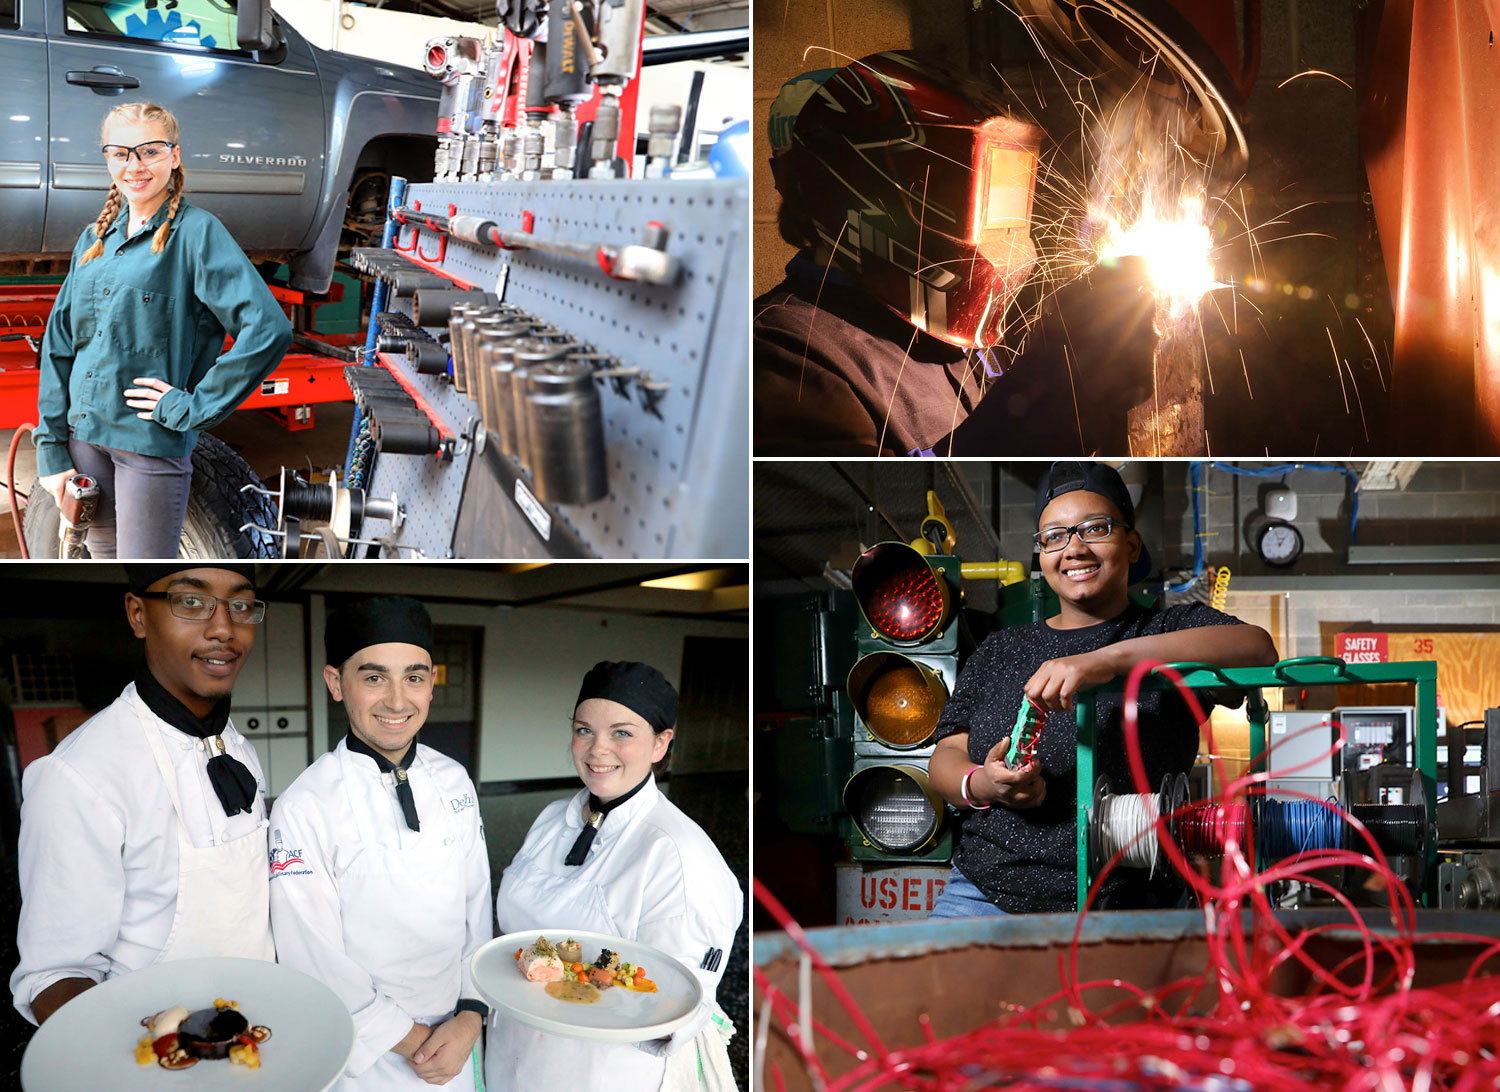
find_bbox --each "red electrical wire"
[754,659,1500,1092]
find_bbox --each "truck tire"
[22,434,280,560]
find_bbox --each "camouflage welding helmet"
[770,51,1043,349]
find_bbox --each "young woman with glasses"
[925,461,1278,918]
[31,102,292,558]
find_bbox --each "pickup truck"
[0,0,440,292]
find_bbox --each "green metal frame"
[1074,656,1440,909]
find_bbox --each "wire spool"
[1348,768,1432,895]
[1256,797,1347,863]
[1177,798,1251,856]
[1088,775,1179,878]
[280,472,336,522]
[523,357,608,505]
[1349,805,1425,856]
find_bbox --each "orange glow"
[1097,193,1222,316]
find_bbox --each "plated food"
[514,937,658,1006]
[133,998,272,1070]
[473,930,704,1043]
[21,956,354,1092]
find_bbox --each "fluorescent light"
[641,568,732,591]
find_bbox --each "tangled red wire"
[753,660,1500,1092]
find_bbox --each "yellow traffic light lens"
[865,666,944,746]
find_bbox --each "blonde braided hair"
[78,102,185,266]
[151,166,186,254]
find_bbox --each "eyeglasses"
[138,591,266,624]
[1032,517,1128,553]
[101,141,177,166]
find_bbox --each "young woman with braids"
[32,103,292,558]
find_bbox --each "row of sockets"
[348,247,611,506]
[448,300,608,506]
[341,366,445,457]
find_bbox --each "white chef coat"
[269,739,492,1091]
[10,683,272,1024]
[489,776,743,1092]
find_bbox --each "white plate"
[21,957,355,1092]
[471,930,704,1043]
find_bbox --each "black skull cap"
[325,595,434,668]
[574,661,677,735]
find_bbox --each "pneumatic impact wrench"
[57,474,100,559]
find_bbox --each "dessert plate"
[21,957,355,1091]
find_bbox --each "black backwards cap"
[127,564,257,595]
[325,596,433,668]
[574,661,677,734]
[1034,461,1152,584]
[1034,461,1136,527]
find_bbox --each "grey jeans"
[67,437,192,559]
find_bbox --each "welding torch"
[57,474,100,559]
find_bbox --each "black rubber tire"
[22,433,279,559]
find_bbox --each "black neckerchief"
[134,671,257,817]
[344,731,420,831]
[564,774,651,866]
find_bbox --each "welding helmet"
[770,52,1043,349]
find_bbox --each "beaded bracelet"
[961,765,991,809]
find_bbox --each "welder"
[754,52,1156,457]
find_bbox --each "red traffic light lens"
[867,569,943,641]
[852,543,952,644]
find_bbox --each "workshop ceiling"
[0,563,749,620]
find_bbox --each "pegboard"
[359,176,747,559]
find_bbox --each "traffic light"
[842,541,961,862]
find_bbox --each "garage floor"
[0,402,357,559]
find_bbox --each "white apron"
[332,746,478,1092]
[131,694,274,966]
[488,841,667,1092]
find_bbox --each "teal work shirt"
[33,199,294,477]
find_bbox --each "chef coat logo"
[268,829,311,878]
[450,792,475,813]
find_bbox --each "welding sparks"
[1095,192,1224,316]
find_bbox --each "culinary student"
[11,564,273,1025]
[269,596,491,1090]
[489,661,744,1092]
